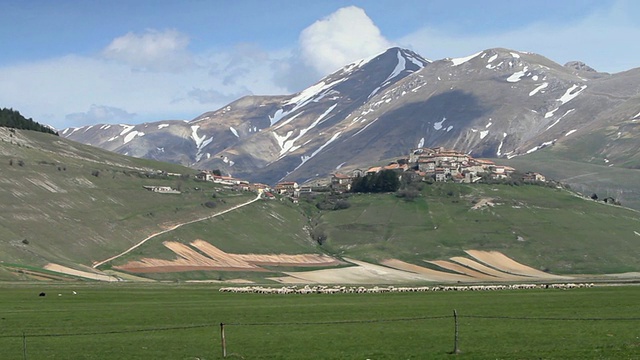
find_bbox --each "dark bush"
[396,189,420,201]
[334,200,351,210]
[204,201,217,208]
[311,228,328,245]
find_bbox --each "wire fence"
[3,312,639,358]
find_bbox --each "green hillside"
[0,128,255,277]
[501,149,640,211]
[314,183,640,275]
[1,127,639,282]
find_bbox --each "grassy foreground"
[0,283,638,359]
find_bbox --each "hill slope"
[0,128,257,277]
[3,128,640,282]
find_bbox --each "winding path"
[92,192,262,268]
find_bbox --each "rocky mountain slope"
[62,47,640,186]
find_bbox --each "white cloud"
[0,37,290,129]
[101,29,194,72]
[66,105,136,124]
[299,6,392,75]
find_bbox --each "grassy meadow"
[0,283,638,359]
[316,183,640,275]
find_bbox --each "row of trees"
[351,170,401,193]
[0,108,58,135]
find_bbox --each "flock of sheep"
[219,283,595,294]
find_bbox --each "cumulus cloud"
[102,29,194,72]
[299,6,392,76]
[66,105,137,124]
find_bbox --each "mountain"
[62,47,640,189]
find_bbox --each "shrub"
[334,200,351,210]
[396,189,420,201]
[310,227,328,245]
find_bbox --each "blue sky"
[1,0,638,129]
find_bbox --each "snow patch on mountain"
[229,126,239,138]
[565,129,577,136]
[190,125,207,149]
[382,50,407,85]
[480,130,489,139]
[417,137,425,149]
[119,124,134,136]
[559,84,587,104]
[273,131,293,154]
[295,131,342,171]
[546,109,575,130]
[351,117,379,138]
[269,78,347,126]
[497,132,508,156]
[633,111,640,119]
[276,104,337,157]
[275,112,304,130]
[123,131,144,144]
[529,83,548,96]
[507,66,528,82]
[487,54,498,63]
[510,52,521,58]
[100,124,111,130]
[434,117,446,130]
[545,85,587,118]
[158,124,170,129]
[450,51,482,66]
[405,53,428,68]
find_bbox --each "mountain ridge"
[61,47,640,188]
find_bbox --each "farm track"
[92,192,263,268]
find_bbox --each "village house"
[523,172,546,183]
[366,166,382,175]
[274,181,299,196]
[195,171,214,182]
[249,183,271,192]
[351,169,364,178]
[330,173,353,192]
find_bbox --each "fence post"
[452,310,461,354]
[23,331,27,360]
[220,323,227,358]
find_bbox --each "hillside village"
[194,147,546,198]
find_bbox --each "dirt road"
[92,192,262,268]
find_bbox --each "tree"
[0,108,58,135]
[351,170,400,193]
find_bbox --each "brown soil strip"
[426,260,500,280]
[381,259,478,282]
[44,263,118,282]
[118,266,269,273]
[115,240,340,273]
[449,257,531,281]
[190,240,259,268]
[271,258,433,284]
[465,250,569,279]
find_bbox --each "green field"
[0,283,638,359]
